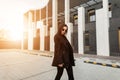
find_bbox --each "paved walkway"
[21,50,120,61]
[0,50,120,80]
[1,49,120,69]
[0,51,54,80]
[21,50,120,68]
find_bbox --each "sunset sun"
[0,0,49,41]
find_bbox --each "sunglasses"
[62,28,67,32]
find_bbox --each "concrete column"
[21,36,23,50]
[103,0,110,56]
[65,0,70,24]
[37,21,45,51]
[50,0,58,51]
[32,10,37,39]
[28,11,33,50]
[45,5,48,36]
[39,9,42,50]
[96,0,110,56]
[39,9,42,20]
[22,15,27,50]
[66,23,73,44]
[52,0,58,33]
[78,7,85,54]
[65,0,73,44]
[40,24,45,51]
[50,27,55,51]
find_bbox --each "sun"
[0,26,23,41]
[0,13,24,41]
[4,12,24,41]
[0,0,50,41]
[9,28,23,41]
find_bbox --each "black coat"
[52,34,75,67]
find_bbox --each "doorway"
[118,29,120,51]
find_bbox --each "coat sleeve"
[52,36,64,66]
[55,40,63,64]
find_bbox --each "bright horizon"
[0,11,24,41]
[0,0,49,41]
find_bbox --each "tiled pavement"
[0,50,120,80]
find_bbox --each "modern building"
[23,0,120,57]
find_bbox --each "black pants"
[55,66,74,80]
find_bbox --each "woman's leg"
[66,66,74,80]
[55,67,64,80]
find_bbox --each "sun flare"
[0,0,50,41]
[9,28,23,41]
[0,12,24,41]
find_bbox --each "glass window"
[88,9,96,22]
[109,3,112,18]
[73,14,78,26]
[85,31,89,46]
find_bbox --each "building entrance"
[119,29,120,51]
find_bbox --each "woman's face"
[61,26,68,35]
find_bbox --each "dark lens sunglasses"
[62,28,67,32]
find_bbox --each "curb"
[29,52,53,57]
[39,54,53,57]
[84,60,120,68]
[21,50,53,57]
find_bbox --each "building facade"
[23,0,120,56]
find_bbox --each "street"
[0,51,120,80]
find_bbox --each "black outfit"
[52,33,75,80]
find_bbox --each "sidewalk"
[22,50,120,61]
[74,54,120,68]
[21,50,120,68]
[0,50,119,80]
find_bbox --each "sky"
[0,0,49,28]
[0,0,49,40]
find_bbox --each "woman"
[52,24,75,80]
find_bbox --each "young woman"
[52,24,75,80]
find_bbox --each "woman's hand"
[58,63,64,67]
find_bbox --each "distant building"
[23,0,120,56]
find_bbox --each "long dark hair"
[57,23,68,35]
